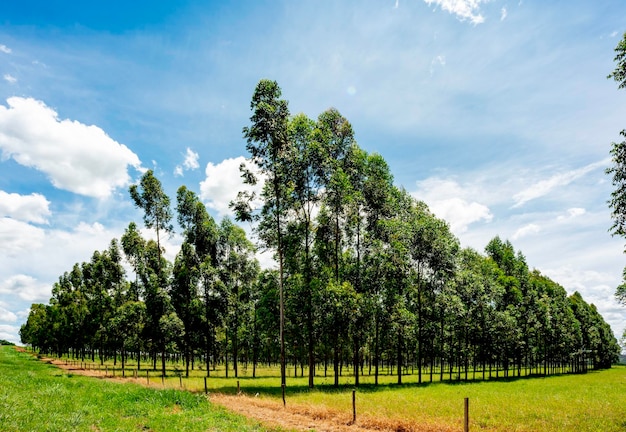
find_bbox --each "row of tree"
[20,80,620,387]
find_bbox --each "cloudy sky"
[1,0,625,347]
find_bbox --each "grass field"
[0,346,282,432]
[6,348,626,431]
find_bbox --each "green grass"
[0,346,284,432]
[14,349,626,431]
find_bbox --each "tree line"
[20,79,620,386]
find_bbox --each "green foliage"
[608,32,626,89]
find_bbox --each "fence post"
[146,370,149,385]
[179,375,182,388]
[352,390,356,423]
[204,377,208,394]
[237,380,240,394]
[464,397,469,432]
[282,384,286,407]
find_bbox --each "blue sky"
[1,0,625,347]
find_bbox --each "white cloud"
[0,324,20,345]
[511,223,540,240]
[0,274,51,303]
[430,55,446,76]
[0,217,45,256]
[0,191,50,223]
[512,160,607,208]
[3,74,16,84]
[199,156,264,217]
[174,147,200,177]
[412,177,493,234]
[557,207,586,222]
[0,306,17,323]
[183,148,199,170]
[423,0,487,24]
[0,97,142,198]
[500,7,507,21]
[0,45,11,54]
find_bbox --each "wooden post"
[237,380,240,394]
[161,374,164,386]
[146,370,149,385]
[282,384,286,407]
[464,397,469,432]
[352,390,356,423]
[105,365,108,376]
[179,375,182,388]
[204,377,208,394]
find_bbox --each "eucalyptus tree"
[317,280,359,386]
[569,292,620,369]
[109,300,146,374]
[49,264,88,358]
[128,171,176,375]
[121,221,173,375]
[82,240,127,362]
[232,79,291,386]
[284,112,324,388]
[171,242,201,376]
[314,108,356,284]
[129,170,174,264]
[20,303,54,353]
[174,185,219,376]
[217,217,259,378]
[607,32,626,340]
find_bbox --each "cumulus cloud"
[0,97,142,198]
[500,7,507,21]
[0,217,45,256]
[3,74,16,84]
[0,45,11,54]
[423,0,488,24]
[174,147,200,177]
[511,223,540,240]
[512,160,607,208]
[412,177,493,234]
[199,156,264,217]
[0,274,51,303]
[0,191,50,223]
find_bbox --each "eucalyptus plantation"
[20,79,620,385]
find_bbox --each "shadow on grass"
[205,369,607,398]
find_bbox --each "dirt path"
[19,348,456,432]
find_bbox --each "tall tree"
[232,79,291,387]
[607,32,626,344]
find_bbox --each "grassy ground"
[13,350,626,431]
[0,346,283,432]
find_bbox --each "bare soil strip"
[20,348,455,432]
